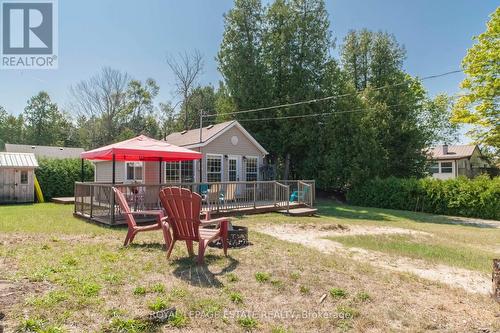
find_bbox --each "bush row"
[35,158,94,200]
[346,175,500,220]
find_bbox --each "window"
[245,157,258,181]
[206,155,222,182]
[180,161,194,182]
[429,163,439,174]
[20,171,28,184]
[165,162,180,182]
[441,162,453,173]
[126,162,143,181]
[165,161,194,183]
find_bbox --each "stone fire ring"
[206,225,249,248]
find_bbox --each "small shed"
[0,152,38,203]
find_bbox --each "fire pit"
[205,224,249,248]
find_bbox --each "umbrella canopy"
[81,135,202,161]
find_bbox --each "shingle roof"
[0,152,38,168]
[428,145,477,160]
[165,121,236,147]
[5,144,84,159]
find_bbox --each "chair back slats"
[113,187,136,228]
[159,187,202,241]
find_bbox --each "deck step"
[52,197,75,204]
[279,207,318,216]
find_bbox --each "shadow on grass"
[316,200,499,229]
[170,255,239,288]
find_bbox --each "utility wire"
[203,68,464,118]
[235,93,466,123]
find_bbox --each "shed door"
[0,169,16,202]
[15,169,32,202]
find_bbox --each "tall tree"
[166,50,204,130]
[71,67,130,146]
[341,30,428,178]
[23,92,71,146]
[0,106,24,148]
[122,78,160,137]
[451,7,499,154]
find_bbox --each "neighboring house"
[93,121,268,183]
[5,144,85,159]
[427,144,490,179]
[0,152,38,203]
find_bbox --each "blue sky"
[0,0,497,135]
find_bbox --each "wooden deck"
[279,207,318,216]
[74,201,306,226]
[52,197,75,204]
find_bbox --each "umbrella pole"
[80,158,84,182]
[111,153,116,224]
[159,158,162,184]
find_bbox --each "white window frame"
[440,161,453,174]
[429,162,439,174]
[124,162,144,182]
[20,170,29,184]
[164,160,196,183]
[206,154,223,183]
[245,155,258,181]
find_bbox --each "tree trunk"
[284,153,291,180]
[493,259,500,302]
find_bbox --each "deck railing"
[74,180,303,225]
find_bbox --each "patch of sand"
[257,224,491,295]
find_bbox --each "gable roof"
[428,144,478,160]
[165,121,268,155]
[0,152,38,168]
[5,144,84,159]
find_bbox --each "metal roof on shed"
[0,152,38,168]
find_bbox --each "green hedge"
[35,158,94,200]
[347,175,500,220]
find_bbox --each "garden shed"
[0,152,38,203]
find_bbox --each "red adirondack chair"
[159,187,230,264]
[112,187,166,246]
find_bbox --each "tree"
[166,50,204,130]
[341,30,429,178]
[23,92,71,146]
[0,106,24,148]
[122,78,160,137]
[71,67,131,146]
[451,7,500,153]
[421,94,459,145]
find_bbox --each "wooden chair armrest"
[125,210,164,216]
[200,217,231,226]
[200,211,211,220]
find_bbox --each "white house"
[427,144,490,179]
[93,121,269,184]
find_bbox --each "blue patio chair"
[290,186,309,202]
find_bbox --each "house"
[5,144,85,159]
[427,144,490,179]
[93,121,268,184]
[0,152,38,203]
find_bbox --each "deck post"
[90,184,93,218]
[253,182,256,208]
[273,182,276,207]
[286,186,290,214]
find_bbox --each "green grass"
[328,234,496,272]
[1,201,499,332]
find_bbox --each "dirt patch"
[445,216,500,229]
[257,224,490,295]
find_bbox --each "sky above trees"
[0,0,496,130]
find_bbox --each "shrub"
[35,157,94,199]
[347,176,500,220]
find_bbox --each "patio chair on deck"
[112,187,166,246]
[159,187,230,264]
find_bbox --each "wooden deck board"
[52,197,75,204]
[279,207,318,216]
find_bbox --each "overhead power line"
[204,68,464,118]
[235,93,466,123]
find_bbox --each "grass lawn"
[0,202,499,332]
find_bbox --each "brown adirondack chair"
[112,187,166,246]
[159,187,230,264]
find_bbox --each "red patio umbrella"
[80,135,202,183]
